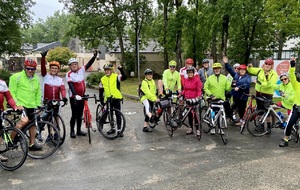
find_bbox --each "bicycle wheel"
[200,106,211,134]
[163,109,173,137]
[96,103,104,120]
[49,113,66,146]
[218,116,228,145]
[0,125,28,171]
[85,111,92,144]
[23,121,60,159]
[291,122,299,143]
[97,109,126,140]
[240,107,252,134]
[246,110,269,137]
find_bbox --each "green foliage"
[86,72,105,86]
[46,47,76,66]
[0,70,12,85]
[0,0,35,55]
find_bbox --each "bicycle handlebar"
[43,99,67,107]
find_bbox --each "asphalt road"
[1,87,300,190]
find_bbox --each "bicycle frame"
[203,100,227,127]
[258,104,284,124]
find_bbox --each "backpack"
[138,80,150,98]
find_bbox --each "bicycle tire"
[48,113,66,146]
[97,109,126,140]
[291,123,299,143]
[163,109,173,137]
[240,107,252,134]
[200,106,211,134]
[246,110,269,137]
[23,121,60,159]
[85,111,91,144]
[96,103,104,120]
[0,126,28,171]
[218,116,228,145]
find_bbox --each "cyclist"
[66,50,98,138]
[223,56,251,125]
[198,58,213,84]
[279,58,299,147]
[179,58,199,88]
[9,59,42,150]
[158,60,181,97]
[247,58,278,134]
[140,69,159,132]
[181,66,202,135]
[204,62,231,134]
[0,79,22,161]
[99,63,127,137]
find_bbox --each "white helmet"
[233,63,240,68]
[68,58,78,65]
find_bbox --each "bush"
[86,72,105,86]
[0,70,12,84]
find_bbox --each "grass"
[121,77,142,96]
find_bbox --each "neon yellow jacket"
[289,67,300,106]
[162,69,181,92]
[273,82,294,109]
[247,67,278,95]
[9,70,41,108]
[100,73,122,100]
[140,78,157,102]
[204,74,231,100]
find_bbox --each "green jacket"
[100,73,122,100]
[247,67,278,95]
[204,74,231,100]
[162,69,181,92]
[140,78,157,102]
[9,70,41,108]
[273,82,295,109]
[289,67,300,106]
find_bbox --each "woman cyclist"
[181,66,202,136]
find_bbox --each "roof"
[31,41,62,52]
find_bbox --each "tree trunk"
[221,14,229,56]
[163,2,169,69]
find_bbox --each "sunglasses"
[265,63,273,66]
[187,71,194,74]
[25,68,36,71]
[281,78,288,81]
[170,66,176,68]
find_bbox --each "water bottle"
[283,121,287,128]
[211,110,215,119]
[277,111,284,119]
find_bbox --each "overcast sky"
[31,0,64,21]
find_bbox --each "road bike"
[240,94,257,134]
[41,99,67,146]
[201,98,228,145]
[163,96,203,140]
[0,110,28,171]
[81,94,98,144]
[96,97,126,140]
[6,107,60,159]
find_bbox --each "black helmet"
[186,66,195,72]
[144,68,153,75]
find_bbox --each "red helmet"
[238,64,247,70]
[265,58,274,65]
[185,58,194,65]
[24,59,37,67]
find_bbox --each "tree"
[46,47,76,66]
[0,0,35,55]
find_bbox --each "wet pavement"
[1,87,300,190]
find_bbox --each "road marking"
[124,111,137,115]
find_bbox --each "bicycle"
[201,97,229,145]
[164,96,203,140]
[6,107,61,159]
[41,99,67,146]
[96,97,126,140]
[240,94,257,134]
[246,99,284,137]
[81,94,98,144]
[0,110,28,171]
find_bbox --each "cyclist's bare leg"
[29,126,37,145]
[157,80,163,96]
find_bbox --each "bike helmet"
[144,68,153,75]
[238,64,247,70]
[103,63,113,70]
[233,63,240,68]
[185,58,194,65]
[68,58,78,65]
[169,60,177,67]
[24,59,37,67]
[186,66,195,72]
[49,61,60,68]
[265,58,274,65]
[202,58,209,64]
[279,73,289,79]
[212,62,222,69]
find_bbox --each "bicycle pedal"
[92,128,97,132]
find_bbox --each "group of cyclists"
[140,56,300,148]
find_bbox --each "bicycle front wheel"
[163,109,173,137]
[85,110,92,144]
[97,109,126,140]
[49,113,66,146]
[246,110,269,137]
[0,126,28,171]
[23,121,60,159]
[240,107,252,134]
[200,106,211,134]
[218,117,228,145]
